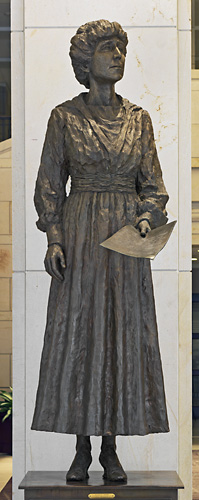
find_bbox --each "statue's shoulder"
[121,97,142,112]
[120,97,150,118]
[47,96,83,128]
[120,99,154,132]
[124,100,153,125]
[51,98,75,117]
[53,93,85,116]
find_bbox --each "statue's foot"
[99,449,127,482]
[66,449,92,481]
[67,436,92,482]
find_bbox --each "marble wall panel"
[192,124,199,157]
[0,354,10,386]
[0,170,12,201]
[192,90,199,123]
[0,322,12,353]
[0,245,12,277]
[192,158,199,167]
[0,139,11,158]
[192,169,199,201]
[0,279,10,311]
[178,30,192,271]
[25,27,178,272]
[192,80,199,91]
[26,270,178,471]
[11,0,24,31]
[24,0,177,29]
[0,202,10,234]
[11,32,25,272]
[178,272,192,500]
[192,69,199,80]
[12,273,26,500]
[177,0,191,30]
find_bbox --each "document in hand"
[100,221,177,260]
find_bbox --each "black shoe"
[99,449,127,482]
[66,435,92,482]
[66,450,92,481]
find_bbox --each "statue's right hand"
[137,220,151,238]
[44,244,66,282]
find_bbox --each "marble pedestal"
[19,471,184,500]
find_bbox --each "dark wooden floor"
[193,451,199,500]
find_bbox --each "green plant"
[0,387,12,422]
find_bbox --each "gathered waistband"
[70,176,136,193]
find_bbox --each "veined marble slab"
[24,0,177,29]
[11,32,25,272]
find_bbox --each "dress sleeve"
[34,107,69,234]
[136,110,169,229]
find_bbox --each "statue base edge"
[19,470,184,500]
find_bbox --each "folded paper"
[100,221,177,259]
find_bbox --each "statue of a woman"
[31,19,169,482]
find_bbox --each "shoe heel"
[102,466,107,480]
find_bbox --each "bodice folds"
[34,93,169,234]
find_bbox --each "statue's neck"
[86,80,119,107]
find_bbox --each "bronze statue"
[31,20,169,482]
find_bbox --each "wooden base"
[19,471,184,500]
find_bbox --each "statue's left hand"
[44,244,66,282]
[137,220,151,238]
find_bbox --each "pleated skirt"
[31,191,169,436]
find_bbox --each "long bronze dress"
[31,93,169,436]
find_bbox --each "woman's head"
[70,20,128,88]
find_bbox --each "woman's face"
[89,36,126,85]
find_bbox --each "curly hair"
[69,20,128,89]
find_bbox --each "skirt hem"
[31,424,170,436]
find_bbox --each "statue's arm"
[136,110,169,232]
[34,107,69,281]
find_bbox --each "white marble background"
[12,1,192,499]
[24,0,177,28]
